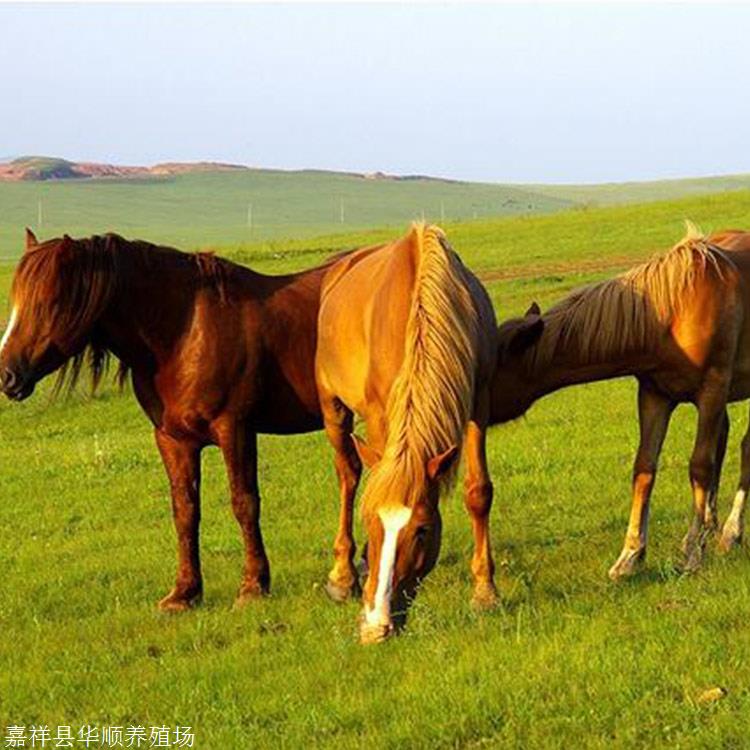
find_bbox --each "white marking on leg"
[725,489,746,538]
[364,505,411,629]
[0,307,18,354]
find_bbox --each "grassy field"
[0,169,574,255]
[3,166,750,261]
[3,189,750,747]
[528,172,750,208]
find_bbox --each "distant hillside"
[527,173,750,207]
[1,156,750,257]
[0,167,574,253]
[0,156,249,182]
[0,155,472,185]
[4,155,750,210]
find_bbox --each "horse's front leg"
[320,393,362,602]
[155,428,203,611]
[463,399,498,610]
[218,423,270,605]
[609,384,674,580]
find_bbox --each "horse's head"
[491,302,545,422]
[0,230,115,400]
[354,436,458,644]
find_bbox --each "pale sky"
[2,2,750,183]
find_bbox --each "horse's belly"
[254,412,324,435]
[729,363,750,402]
[250,381,324,435]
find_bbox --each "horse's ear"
[25,227,37,251]
[525,301,541,317]
[427,445,459,481]
[498,315,544,364]
[351,434,382,469]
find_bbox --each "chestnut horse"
[705,229,750,553]
[316,224,499,643]
[0,229,342,610]
[492,225,750,578]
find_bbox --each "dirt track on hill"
[476,253,642,284]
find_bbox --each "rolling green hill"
[2,162,750,261]
[0,169,574,257]
[528,173,750,207]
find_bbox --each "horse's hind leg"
[707,410,729,532]
[155,428,203,611]
[682,408,729,553]
[217,423,271,605]
[720,405,750,552]
[682,377,730,573]
[321,394,362,602]
[609,384,674,581]
[463,395,498,609]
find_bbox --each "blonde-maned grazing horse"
[316,224,499,644]
[492,224,750,579]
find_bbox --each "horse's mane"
[361,223,480,520]
[11,233,230,395]
[524,222,730,373]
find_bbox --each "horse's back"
[316,235,417,416]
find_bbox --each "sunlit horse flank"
[0,228,346,609]
[316,223,499,644]
[493,223,750,577]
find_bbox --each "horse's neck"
[531,354,638,397]
[95,251,322,374]
[96,252,205,371]
[494,331,651,423]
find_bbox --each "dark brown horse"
[492,225,750,578]
[0,229,341,610]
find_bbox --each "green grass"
[0,169,574,256]
[3,190,750,747]
[529,172,750,207]
[3,165,750,262]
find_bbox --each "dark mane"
[194,251,229,303]
[11,233,231,396]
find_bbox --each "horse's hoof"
[233,584,269,609]
[158,589,202,612]
[608,548,645,581]
[681,546,705,575]
[471,582,500,610]
[718,526,742,554]
[325,579,359,603]
[359,622,393,645]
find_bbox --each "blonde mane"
[361,223,480,520]
[526,223,730,372]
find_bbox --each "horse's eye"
[415,525,429,541]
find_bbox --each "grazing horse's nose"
[1,368,17,393]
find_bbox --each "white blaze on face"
[0,307,18,355]
[364,505,412,628]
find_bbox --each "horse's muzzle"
[0,368,34,401]
[359,620,395,645]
